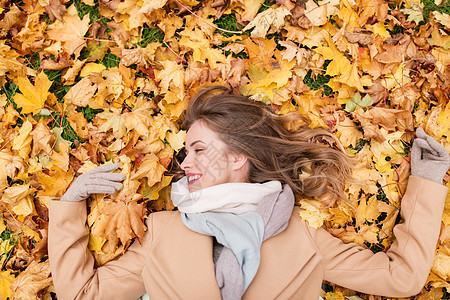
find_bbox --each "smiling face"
[180,120,249,192]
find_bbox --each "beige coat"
[49,176,448,300]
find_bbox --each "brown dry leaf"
[227,59,246,88]
[10,260,52,300]
[47,14,90,58]
[39,53,72,70]
[64,77,97,107]
[242,7,291,38]
[100,199,145,245]
[44,0,67,22]
[30,122,54,156]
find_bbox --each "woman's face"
[180,120,242,192]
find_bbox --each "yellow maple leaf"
[130,153,166,187]
[142,175,173,200]
[37,166,75,197]
[315,32,351,77]
[356,196,380,227]
[337,0,360,30]
[0,150,25,190]
[0,270,15,300]
[13,72,52,115]
[432,247,450,281]
[325,290,346,300]
[298,199,330,229]
[12,120,33,160]
[165,130,186,152]
[336,116,363,148]
[97,108,127,139]
[155,60,185,91]
[437,102,450,142]
[79,62,106,77]
[21,225,41,242]
[88,233,106,255]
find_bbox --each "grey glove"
[411,128,450,184]
[60,163,125,202]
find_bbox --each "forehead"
[186,120,223,146]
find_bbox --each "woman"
[49,86,450,300]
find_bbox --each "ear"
[230,153,248,171]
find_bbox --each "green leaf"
[345,93,372,112]
[345,100,357,112]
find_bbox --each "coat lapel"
[149,209,318,299]
[150,212,222,299]
[244,208,319,299]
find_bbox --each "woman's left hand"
[410,128,450,184]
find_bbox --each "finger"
[422,152,450,161]
[85,185,118,195]
[410,140,422,161]
[425,135,449,157]
[88,172,126,182]
[85,179,124,191]
[88,163,120,174]
[413,139,439,156]
[415,127,428,139]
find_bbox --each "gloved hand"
[411,128,450,184]
[60,163,125,202]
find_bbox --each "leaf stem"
[173,0,243,34]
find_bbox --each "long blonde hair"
[175,86,355,203]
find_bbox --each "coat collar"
[150,208,318,299]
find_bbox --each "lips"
[187,174,202,185]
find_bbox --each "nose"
[180,152,191,171]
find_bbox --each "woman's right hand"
[60,163,125,202]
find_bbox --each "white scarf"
[170,176,283,214]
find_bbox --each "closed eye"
[195,149,204,153]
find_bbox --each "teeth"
[188,175,201,183]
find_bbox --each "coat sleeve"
[48,199,150,300]
[309,176,448,297]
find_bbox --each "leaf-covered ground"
[0,0,450,298]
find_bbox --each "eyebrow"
[189,140,206,147]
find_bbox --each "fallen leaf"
[242,7,291,38]
[10,260,52,300]
[13,72,52,115]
